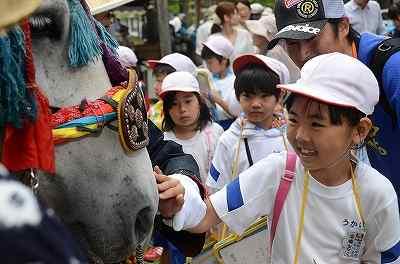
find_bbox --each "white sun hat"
[117,46,138,68]
[233,54,290,84]
[159,71,200,98]
[147,53,197,75]
[277,52,379,115]
[246,15,277,41]
[202,35,234,59]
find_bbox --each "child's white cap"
[147,53,197,75]
[277,53,379,115]
[117,46,138,68]
[250,3,265,15]
[245,15,277,41]
[159,71,200,98]
[202,35,234,59]
[233,54,290,84]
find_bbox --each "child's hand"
[153,166,185,218]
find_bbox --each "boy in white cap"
[156,53,400,263]
[201,35,240,129]
[146,53,197,128]
[207,54,290,191]
[269,0,400,209]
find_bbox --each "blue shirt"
[357,32,400,201]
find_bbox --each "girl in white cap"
[156,53,400,263]
[160,71,224,186]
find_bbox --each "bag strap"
[243,138,254,167]
[270,152,297,250]
[370,37,400,128]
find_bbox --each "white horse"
[29,0,158,262]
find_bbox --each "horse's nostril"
[135,206,153,244]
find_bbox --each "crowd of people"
[131,0,400,263]
[1,0,400,263]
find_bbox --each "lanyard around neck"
[351,41,358,58]
[292,163,364,264]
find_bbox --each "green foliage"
[251,0,275,8]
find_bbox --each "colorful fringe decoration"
[0,26,36,128]
[2,20,55,174]
[67,0,102,67]
[95,20,119,53]
[78,0,127,85]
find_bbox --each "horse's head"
[27,0,159,262]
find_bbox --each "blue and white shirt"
[207,117,288,190]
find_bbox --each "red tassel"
[1,19,55,174]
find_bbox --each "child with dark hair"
[157,53,400,264]
[146,53,197,128]
[160,71,224,186]
[207,54,290,190]
[201,35,241,129]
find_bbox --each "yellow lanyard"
[351,41,358,58]
[293,170,310,264]
[293,163,364,264]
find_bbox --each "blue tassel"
[0,27,36,128]
[67,0,102,67]
[8,27,37,121]
[95,20,119,54]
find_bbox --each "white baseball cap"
[233,54,290,84]
[159,71,200,98]
[147,53,197,75]
[202,35,234,59]
[277,53,379,115]
[117,46,138,68]
[245,15,277,41]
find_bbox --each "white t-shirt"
[345,0,386,35]
[210,151,400,263]
[207,117,288,190]
[164,122,224,184]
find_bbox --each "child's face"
[205,58,227,75]
[153,72,167,97]
[287,96,355,171]
[239,92,278,128]
[169,92,201,129]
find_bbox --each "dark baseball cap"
[267,0,345,50]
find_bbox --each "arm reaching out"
[154,168,221,233]
[187,199,221,233]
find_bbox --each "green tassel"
[0,27,36,128]
[67,0,102,67]
[95,20,119,54]
[8,27,37,121]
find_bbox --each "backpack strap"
[270,152,297,250]
[243,138,254,167]
[370,37,400,128]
